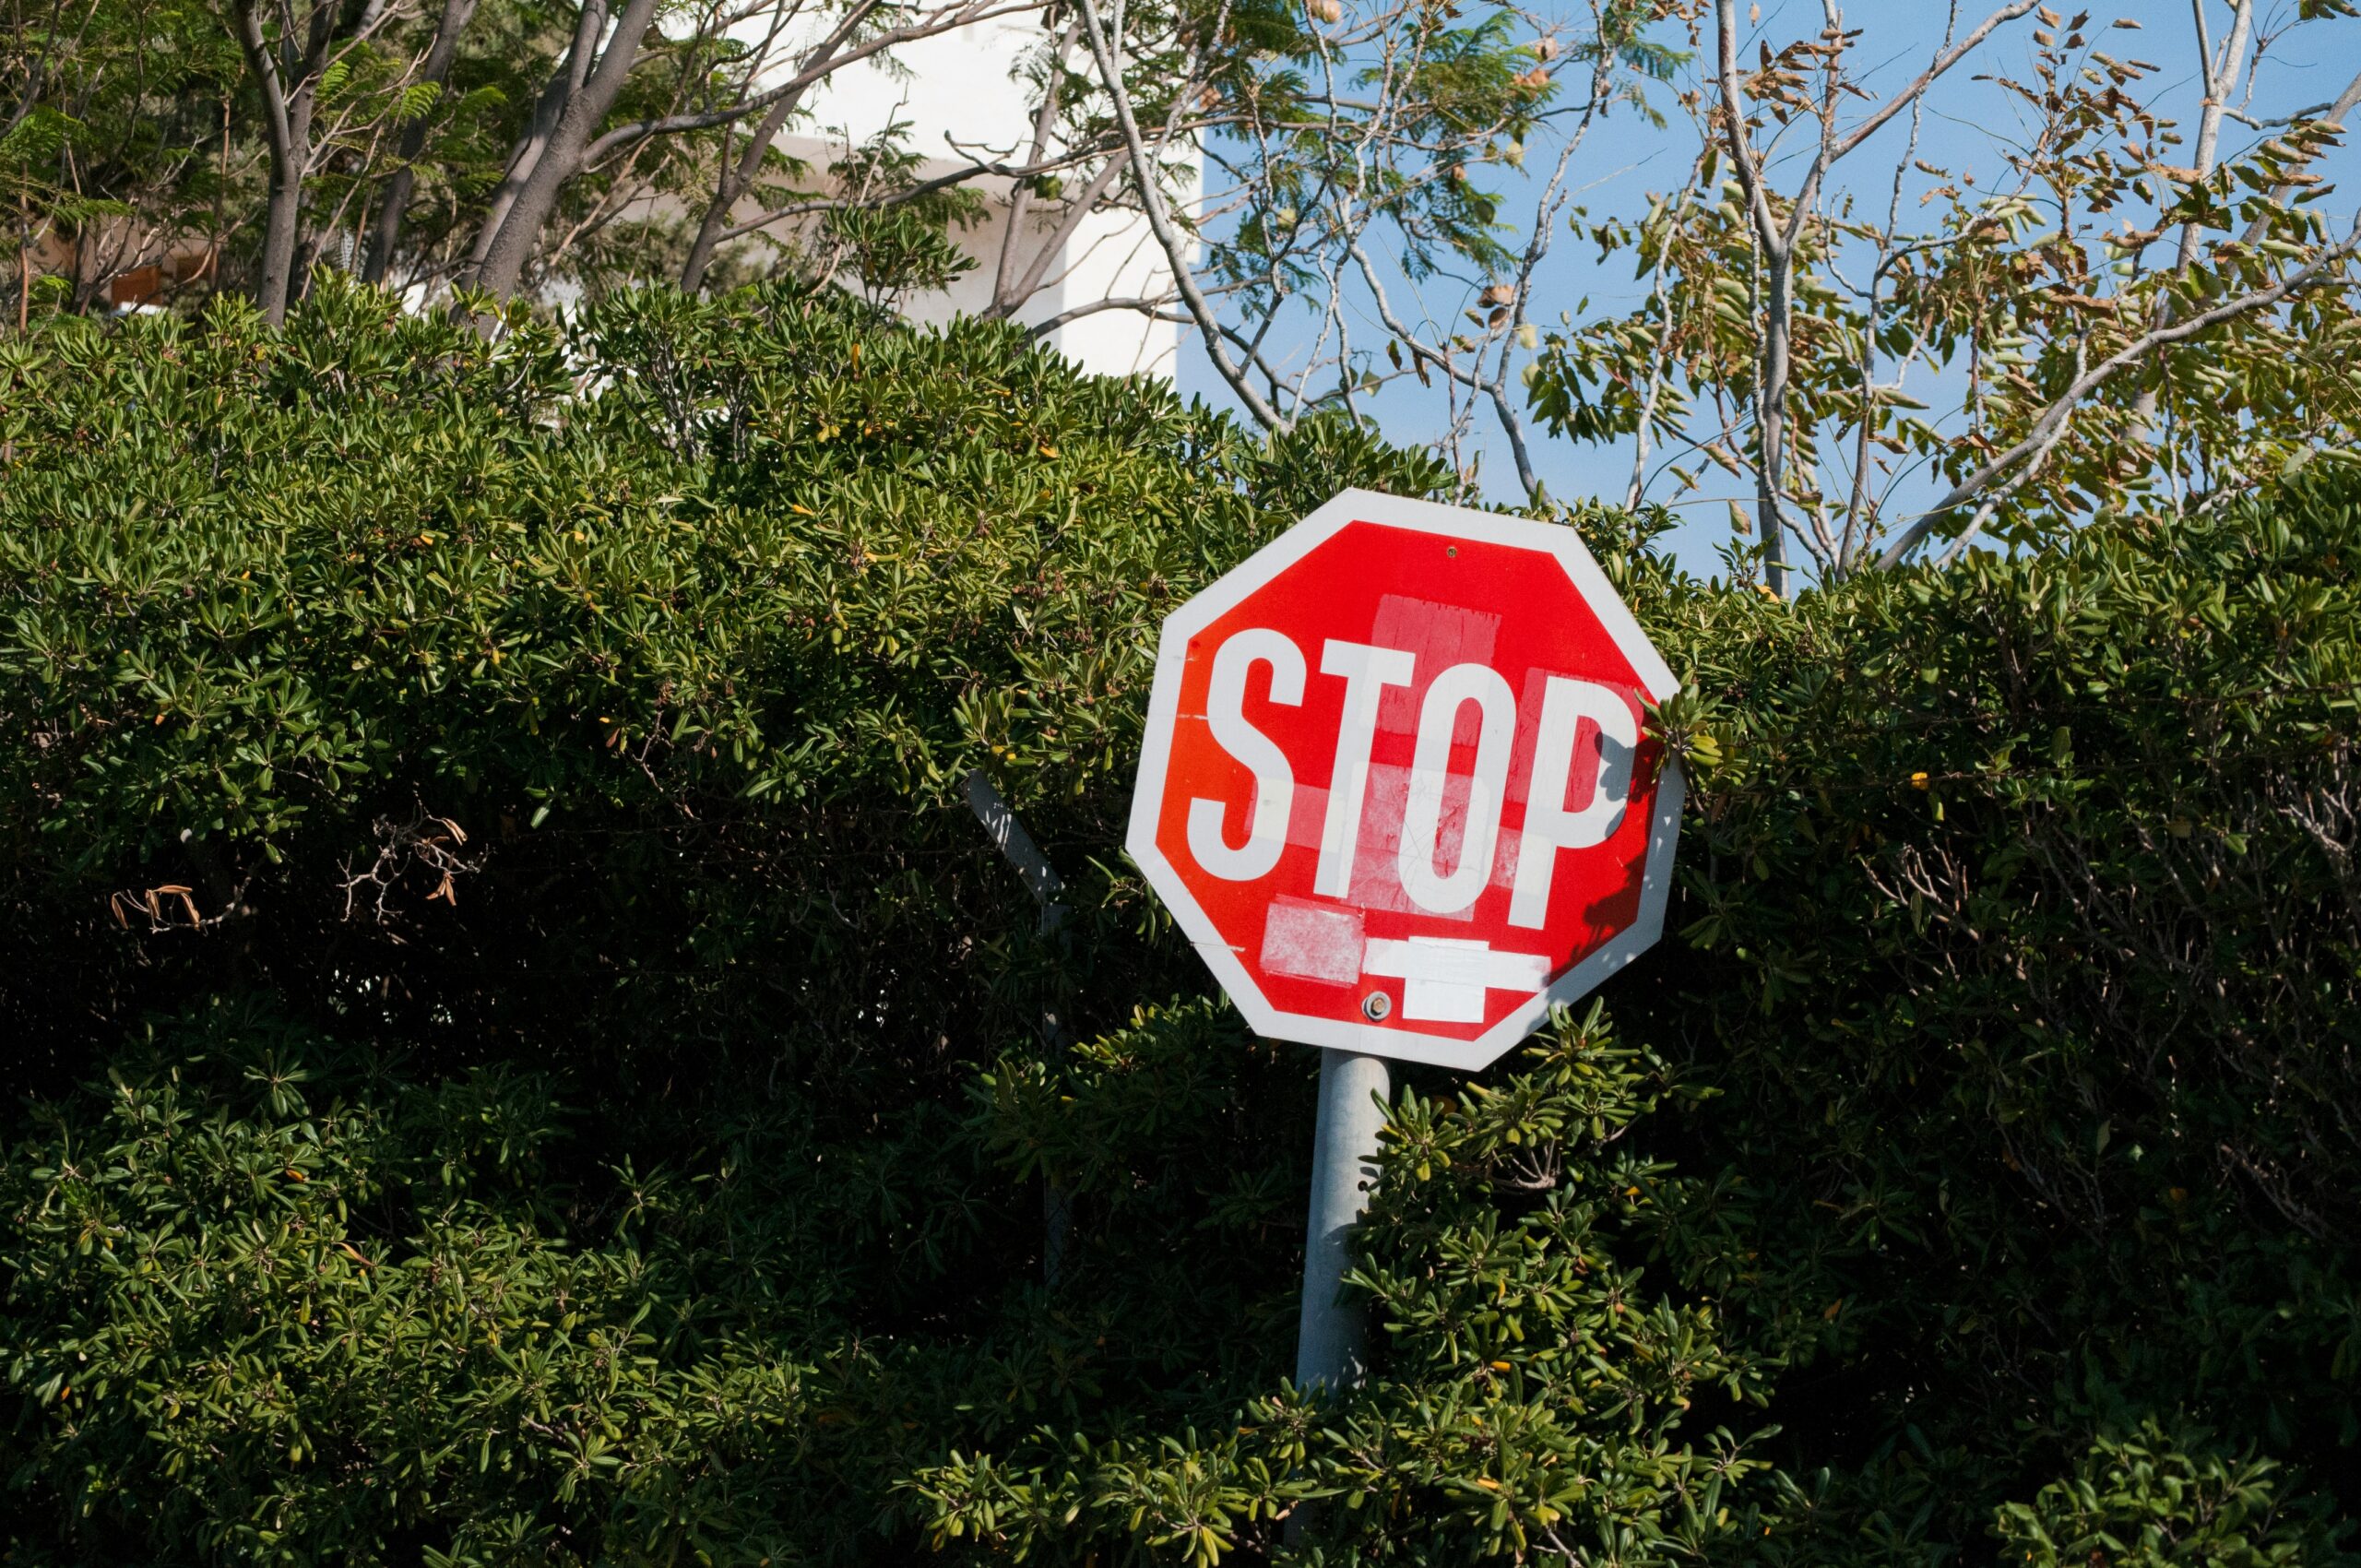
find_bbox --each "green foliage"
[5,281,2361,1565]
[1190,0,1614,314]
[811,131,991,308]
[0,278,1434,1083]
[1994,1424,2349,1568]
[0,279,1478,1564]
[915,1003,1771,1565]
[0,0,243,313]
[1592,473,2361,1561]
[1525,16,2361,572]
[3,1002,821,1562]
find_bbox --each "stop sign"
[1126,489,1682,1071]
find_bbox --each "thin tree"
[226,0,409,321]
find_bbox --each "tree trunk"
[232,0,303,325]
[363,0,482,286]
[2130,0,2254,430]
[677,2,901,294]
[362,166,418,287]
[679,88,804,293]
[983,23,1074,314]
[1753,249,1793,597]
[231,0,347,325]
[982,150,1124,319]
[468,0,662,301]
[462,0,603,281]
[254,93,314,324]
[255,179,302,324]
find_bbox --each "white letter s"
[1186,628,1304,881]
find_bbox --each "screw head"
[1361,992,1393,1022]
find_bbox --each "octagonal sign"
[1126,489,1682,1072]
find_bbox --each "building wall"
[786,15,1187,380]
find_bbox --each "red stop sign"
[1127,490,1682,1071]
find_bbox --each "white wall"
[777,15,1188,379]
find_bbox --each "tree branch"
[580,0,1050,167]
[1877,212,2361,568]
[1074,0,1283,428]
[1826,0,2037,163]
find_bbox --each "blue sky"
[1172,0,2361,574]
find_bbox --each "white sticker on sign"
[1362,936,1550,1023]
[1259,897,1367,986]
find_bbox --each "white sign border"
[1125,487,1685,1074]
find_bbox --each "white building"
[788,15,1187,379]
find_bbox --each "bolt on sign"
[1127,489,1682,1071]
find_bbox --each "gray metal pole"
[1294,1048,1393,1392]
[962,769,1074,1288]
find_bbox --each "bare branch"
[1074,0,1283,428]
[1825,0,2038,163]
[581,0,1050,167]
[1935,336,2085,566]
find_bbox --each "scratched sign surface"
[1126,489,1683,1071]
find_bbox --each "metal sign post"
[1294,1049,1392,1391]
[964,768,1075,1288]
[1121,488,1685,1465]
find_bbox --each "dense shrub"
[0,279,1364,1096]
[1,282,2357,1564]
[0,283,1749,1563]
[1608,482,2361,1562]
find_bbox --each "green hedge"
[1622,481,2361,1563]
[1,282,2356,1565]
